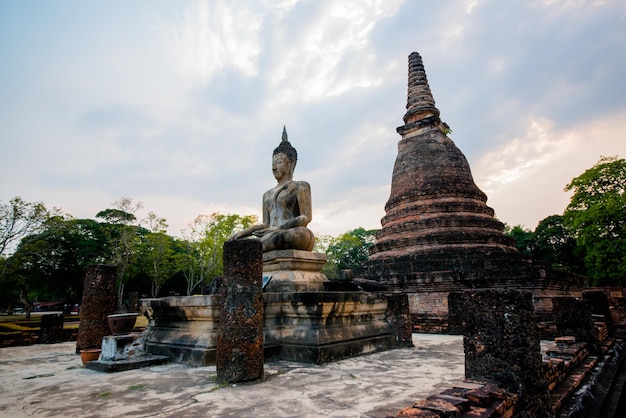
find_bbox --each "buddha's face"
[272,153,293,181]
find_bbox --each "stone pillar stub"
[447,292,463,335]
[263,249,328,292]
[217,239,264,383]
[76,264,117,353]
[385,293,413,347]
[583,290,615,337]
[553,297,601,355]
[40,313,64,344]
[461,289,550,416]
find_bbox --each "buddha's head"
[273,126,297,165]
[272,126,297,180]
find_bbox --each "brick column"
[583,290,614,337]
[76,264,117,353]
[40,313,64,344]
[553,296,601,355]
[385,293,413,347]
[216,239,264,383]
[462,289,550,416]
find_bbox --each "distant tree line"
[1,156,625,314]
[0,197,256,316]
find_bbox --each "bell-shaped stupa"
[364,52,521,292]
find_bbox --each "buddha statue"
[230,127,315,252]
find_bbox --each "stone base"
[140,290,399,366]
[86,354,168,372]
[140,295,220,367]
[86,333,168,373]
[100,333,146,361]
[263,250,328,292]
[264,291,397,364]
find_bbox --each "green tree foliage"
[533,215,581,273]
[563,156,626,285]
[180,213,257,295]
[321,228,377,279]
[96,198,147,310]
[8,216,108,313]
[0,197,55,263]
[0,197,59,314]
[505,216,583,274]
[140,212,177,297]
[503,224,535,258]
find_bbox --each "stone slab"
[263,270,327,292]
[262,250,327,272]
[85,354,169,372]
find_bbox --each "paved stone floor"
[0,334,464,417]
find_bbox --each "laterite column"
[462,289,550,416]
[76,264,117,353]
[216,239,264,383]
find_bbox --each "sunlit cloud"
[474,113,626,228]
[475,118,568,193]
[268,0,402,103]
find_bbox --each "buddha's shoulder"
[291,180,310,188]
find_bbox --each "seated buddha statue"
[229,127,315,252]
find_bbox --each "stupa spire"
[402,52,440,126]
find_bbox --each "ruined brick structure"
[362,52,586,331]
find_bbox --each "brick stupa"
[360,53,566,331]
[364,52,520,289]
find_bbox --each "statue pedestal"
[138,250,403,366]
[263,250,328,292]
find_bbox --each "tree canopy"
[319,228,377,279]
[563,156,626,285]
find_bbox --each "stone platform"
[264,291,397,363]
[141,295,221,366]
[140,291,398,366]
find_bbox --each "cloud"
[474,113,626,229]
[165,0,263,83]
[1,0,625,242]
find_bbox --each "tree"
[7,216,108,316]
[96,197,146,311]
[180,213,257,295]
[532,215,581,273]
[563,156,626,285]
[0,198,59,315]
[140,212,176,297]
[504,224,535,258]
[322,228,377,279]
[0,197,55,272]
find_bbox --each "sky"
[1,0,626,239]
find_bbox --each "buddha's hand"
[252,227,274,237]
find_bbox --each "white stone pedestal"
[263,250,328,292]
[100,333,146,361]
